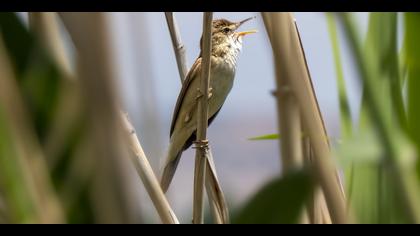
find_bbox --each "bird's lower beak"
[236,30,258,37]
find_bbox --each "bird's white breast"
[207,38,242,117]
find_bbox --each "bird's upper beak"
[235,16,257,37]
[237,16,255,27]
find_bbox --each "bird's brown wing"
[170,57,202,137]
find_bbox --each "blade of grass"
[365,13,406,131]
[348,13,408,224]
[248,133,279,140]
[326,13,352,139]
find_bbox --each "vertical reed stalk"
[262,13,309,224]
[261,12,347,224]
[192,12,213,224]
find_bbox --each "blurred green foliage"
[0,12,92,224]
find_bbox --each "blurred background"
[2,12,414,224]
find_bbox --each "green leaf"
[326,13,352,139]
[405,13,420,180]
[365,13,406,131]
[248,133,280,140]
[233,170,313,224]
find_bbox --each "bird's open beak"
[236,16,257,37]
[237,29,258,37]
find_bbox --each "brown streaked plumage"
[161,17,256,193]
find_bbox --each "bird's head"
[200,17,257,57]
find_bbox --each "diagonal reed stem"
[120,112,179,224]
[165,12,189,83]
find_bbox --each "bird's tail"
[160,146,182,193]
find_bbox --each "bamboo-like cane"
[262,12,309,224]
[261,12,348,224]
[192,12,213,224]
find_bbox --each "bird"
[160,17,257,193]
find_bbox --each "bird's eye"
[223,28,231,33]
